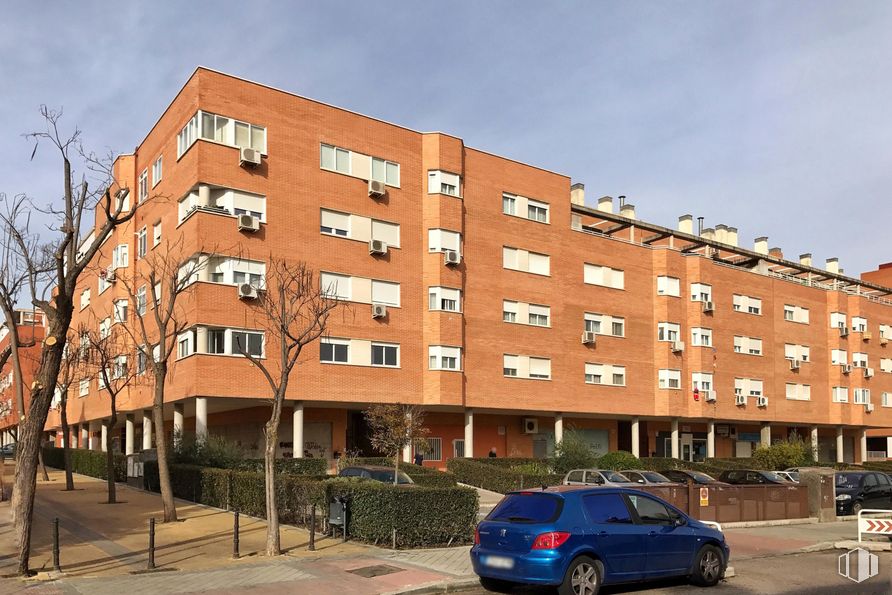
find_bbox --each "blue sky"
[1,1,890,275]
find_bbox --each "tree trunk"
[38,448,49,482]
[152,376,176,522]
[105,416,117,504]
[60,394,74,491]
[264,396,284,556]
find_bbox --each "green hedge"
[234,458,329,476]
[42,446,126,482]
[348,458,457,487]
[447,458,562,493]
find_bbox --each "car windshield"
[602,471,630,483]
[836,473,863,489]
[369,470,413,484]
[642,472,671,483]
[489,493,563,523]
[762,471,785,482]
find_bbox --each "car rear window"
[583,493,633,524]
[836,473,862,489]
[643,472,670,483]
[488,493,563,523]
[602,471,630,483]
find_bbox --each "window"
[502,194,516,215]
[136,286,147,316]
[658,369,681,390]
[782,305,809,324]
[831,349,848,365]
[208,329,226,354]
[881,325,892,340]
[114,299,128,324]
[854,388,871,405]
[527,200,549,223]
[429,229,461,255]
[321,143,350,174]
[656,276,680,297]
[853,352,869,368]
[628,494,673,525]
[137,227,147,259]
[502,246,549,275]
[152,156,162,187]
[136,349,147,375]
[503,301,518,323]
[690,283,712,302]
[197,112,265,152]
[691,327,712,347]
[177,113,199,157]
[321,143,398,186]
[79,379,89,397]
[320,272,351,300]
[584,313,624,336]
[423,437,443,461]
[177,332,194,358]
[371,343,399,367]
[138,169,148,203]
[371,280,400,307]
[692,372,713,392]
[153,222,162,247]
[881,358,892,374]
[657,322,680,342]
[80,288,90,310]
[503,354,518,377]
[784,344,810,362]
[99,317,111,340]
[734,336,762,355]
[232,331,264,357]
[320,209,350,237]
[584,264,624,289]
[453,439,465,458]
[733,294,761,315]
[832,387,849,403]
[371,219,400,247]
[747,379,764,398]
[371,157,400,186]
[785,383,811,401]
[429,287,461,312]
[528,304,550,327]
[321,338,350,364]
[429,346,461,371]
[830,312,847,329]
[585,363,625,386]
[427,170,461,197]
[852,317,868,332]
[112,244,129,269]
[883,392,891,408]
[583,493,633,524]
[528,357,551,379]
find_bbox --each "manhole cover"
[347,564,405,578]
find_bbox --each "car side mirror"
[674,516,686,527]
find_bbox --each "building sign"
[700,487,709,507]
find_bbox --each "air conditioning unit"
[702,300,714,313]
[522,418,539,434]
[863,331,873,341]
[790,359,800,371]
[704,390,717,402]
[237,214,260,232]
[672,341,685,353]
[839,325,849,337]
[371,303,387,319]
[735,395,747,406]
[102,265,116,283]
[865,367,875,378]
[368,179,386,198]
[239,147,261,166]
[757,396,768,407]
[842,363,852,374]
[238,283,258,300]
[369,240,388,255]
[443,250,460,266]
[866,403,875,413]
[581,331,596,345]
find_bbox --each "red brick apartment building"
[13,67,892,466]
[0,310,46,446]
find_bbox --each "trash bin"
[127,448,157,490]
[329,495,350,540]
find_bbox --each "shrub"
[344,457,457,487]
[752,437,815,471]
[447,458,562,493]
[234,458,329,476]
[551,430,599,474]
[597,450,641,471]
[42,446,126,482]
[172,432,247,469]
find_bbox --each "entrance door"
[681,433,694,462]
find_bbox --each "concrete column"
[195,397,208,442]
[81,425,89,449]
[142,410,153,450]
[402,407,414,463]
[125,414,135,455]
[101,421,108,452]
[555,413,564,446]
[292,401,304,459]
[860,429,868,464]
[810,427,819,460]
[887,437,892,459]
[670,419,680,459]
[631,417,640,458]
[836,427,845,463]
[70,425,78,449]
[464,409,474,458]
[760,423,771,448]
[706,420,715,459]
[173,403,184,446]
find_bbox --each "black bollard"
[307,505,316,551]
[147,517,156,570]
[52,517,61,572]
[232,511,240,559]
[342,500,348,543]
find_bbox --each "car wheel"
[558,555,601,595]
[852,502,863,515]
[690,544,724,587]
[478,576,515,593]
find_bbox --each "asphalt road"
[465,550,892,594]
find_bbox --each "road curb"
[383,576,480,595]
[834,540,892,551]
[721,517,819,529]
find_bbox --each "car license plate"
[483,555,514,569]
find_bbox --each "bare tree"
[234,259,339,556]
[85,320,139,504]
[5,108,137,576]
[119,237,208,523]
[55,329,84,491]
[364,404,429,484]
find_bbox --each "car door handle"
[648,531,657,537]
[597,531,608,537]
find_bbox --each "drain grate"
[347,564,406,578]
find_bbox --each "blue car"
[471,486,729,594]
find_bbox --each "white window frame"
[690,283,712,303]
[691,327,712,347]
[427,170,461,197]
[138,169,148,203]
[852,317,868,333]
[657,322,681,342]
[320,337,350,364]
[429,287,461,313]
[854,388,871,405]
[584,263,624,289]
[832,386,849,403]
[153,222,162,247]
[656,276,680,297]
[429,345,461,371]
[152,156,162,187]
[137,227,147,259]
[658,369,681,390]
[370,342,400,368]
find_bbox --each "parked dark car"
[835,471,892,515]
[718,469,790,485]
[338,465,414,485]
[0,443,15,457]
[471,486,729,594]
[661,469,726,485]
[620,470,675,484]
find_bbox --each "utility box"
[126,448,157,490]
[799,468,837,523]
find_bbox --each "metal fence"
[635,483,810,523]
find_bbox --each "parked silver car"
[620,469,676,484]
[561,468,637,486]
[776,471,799,483]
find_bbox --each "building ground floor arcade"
[9,396,875,468]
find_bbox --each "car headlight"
[836,494,851,501]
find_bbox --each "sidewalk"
[724,520,859,560]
